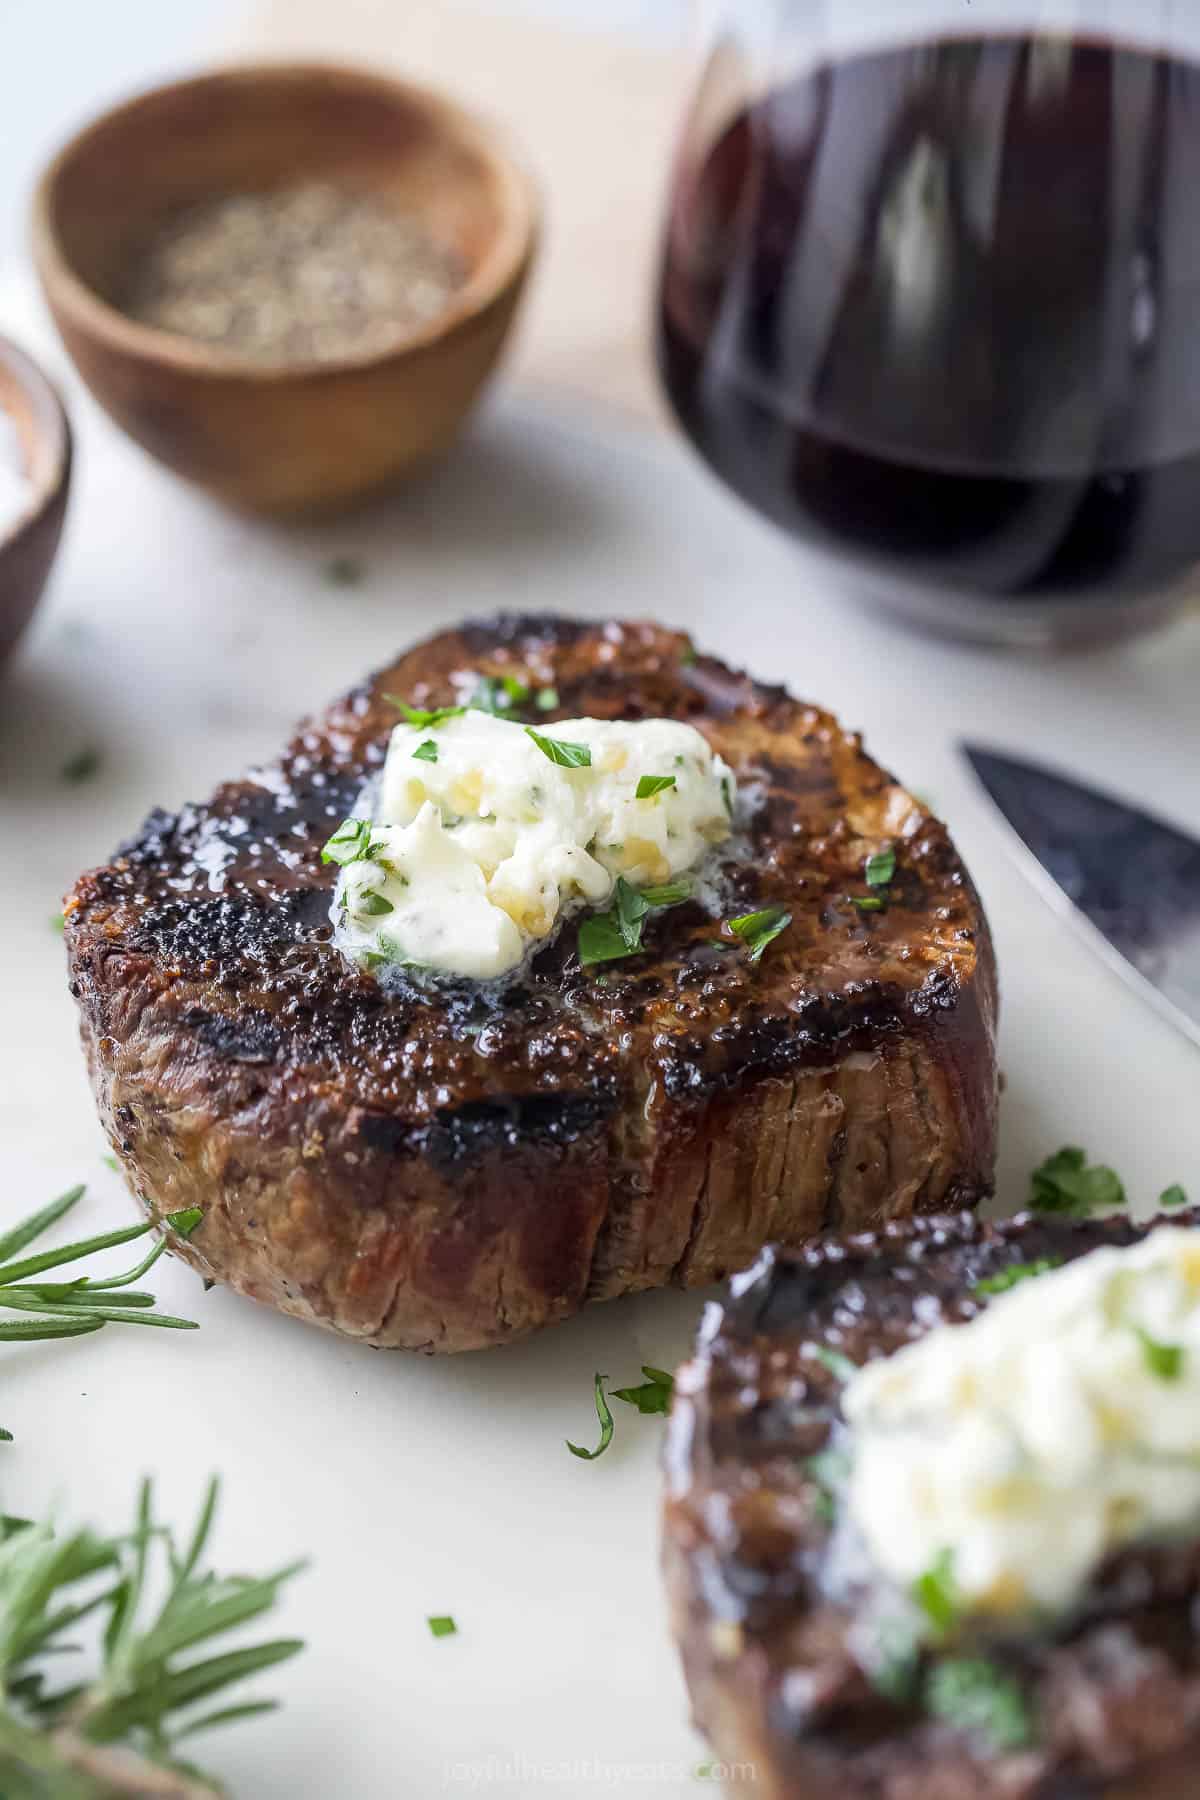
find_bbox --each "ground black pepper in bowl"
[122,182,467,365]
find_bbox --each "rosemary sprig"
[0,1479,305,1796]
[0,1188,202,1439]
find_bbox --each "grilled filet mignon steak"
[664,1210,1200,1799]
[65,616,997,1351]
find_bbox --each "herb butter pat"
[332,711,734,979]
[843,1227,1200,1622]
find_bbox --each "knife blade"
[962,744,1200,1051]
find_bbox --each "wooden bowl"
[0,336,71,666]
[31,63,538,514]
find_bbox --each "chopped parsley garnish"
[913,1549,960,1636]
[61,748,101,784]
[578,877,692,967]
[578,878,648,965]
[1030,1146,1125,1217]
[357,891,394,917]
[636,774,676,799]
[321,818,375,866]
[1160,1183,1189,1208]
[924,1657,1034,1753]
[974,1257,1062,1298]
[469,672,531,715]
[577,911,633,967]
[640,878,693,907]
[525,727,591,768]
[325,554,363,586]
[567,1372,615,1460]
[384,696,465,729]
[811,1345,858,1383]
[611,1366,674,1416]
[865,847,896,887]
[1135,1327,1185,1381]
[412,740,438,763]
[851,895,886,912]
[728,906,792,962]
[535,686,559,712]
[427,1615,457,1639]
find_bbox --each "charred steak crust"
[65,616,998,1350]
[664,1210,1200,1799]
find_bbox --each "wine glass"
[657,1,1200,647]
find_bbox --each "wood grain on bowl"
[32,63,538,514]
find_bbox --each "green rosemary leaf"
[133,1566,307,1667]
[0,1221,155,1287]
[0,1294,197,1330]
[0,1288,156,1310]
[173,1698,280,1740]
[170,1477,219,1593]
[0,1318,103,1343]
[81,1208,201,1292]
[85,1639,304,1743]
[567,1373,615,1460]
[0,1189,86,1265]
[851,895,886,912]
[525,727,591,769]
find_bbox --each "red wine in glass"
[658,33,1200,645]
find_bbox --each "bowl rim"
[30,58,541,386]
[0,333,72,555]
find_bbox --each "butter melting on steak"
[64,616,997,1351]
[664,1211,1200,1799]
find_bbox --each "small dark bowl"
[0,336,72,667]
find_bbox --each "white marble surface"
[2,211,1200,1800]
